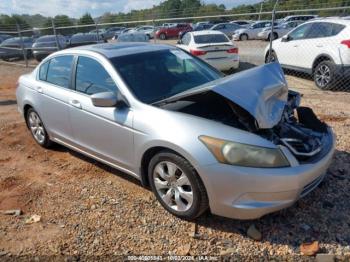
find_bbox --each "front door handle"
[69,99,82,109]
[36,86,43,93]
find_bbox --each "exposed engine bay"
[159,90,329,162]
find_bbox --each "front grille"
[281,138,322,157]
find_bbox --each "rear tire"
[314,61,336,90]
[159,33,166,40]
[148,151,208,220]
[26,108,52,148]
[268,32,278,41]
[265,51,278,63]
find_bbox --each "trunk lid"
[195,43,236,59]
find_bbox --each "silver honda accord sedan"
[16,43,335,220]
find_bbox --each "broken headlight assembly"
[199,135,290,168]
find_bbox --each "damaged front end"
[156,62,333,163]
[258,90,331,162]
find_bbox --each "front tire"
[314,61,336,90]
[159,33,166,40]
[26,108,52,148]
[148,151,208,220]
[239,34,248,41]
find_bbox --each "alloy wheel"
[28,111,46,144]
[153,161,193,212]
[315,64,331,88]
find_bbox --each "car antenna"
[268,0,280,63]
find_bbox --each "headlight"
[199,136,290,168]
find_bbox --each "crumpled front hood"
[156,63,288,129]
[210,62,288,129]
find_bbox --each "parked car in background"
[279,15,317,24]
[32,35,68,62]
[69,33,105,47]
[89,29,106,36]
[103,27,126,40]
[265,19,350,90]
[156,23,192,40]
[179,23,213,39]
[116,32,149,42]
[177,30,239,71]
[161,23,177,27]
[16,43,335,220]
[132,26,156,39]
[230,20,252,27]
[257,21,304,40]
[232,21,277,41]
[0,34,12,44]
[0,37,33,61]
[112,28,135,40]
[210,23,242,38]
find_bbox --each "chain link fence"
[0,4,349,91]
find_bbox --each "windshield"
[110,49,222,104]
[194,34,230,44]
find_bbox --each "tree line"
[1,0,349,33]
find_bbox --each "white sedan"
[177,30,239,71]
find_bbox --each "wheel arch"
[312,54,334,73]
[139,145,201,188]
[23,103,34,128]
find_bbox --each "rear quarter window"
[39,61,49,81]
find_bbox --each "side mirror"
[91,92,118,107]
[281,35,290,42]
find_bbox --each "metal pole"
[153,19,156,44]
[268,0,280,63]
[51,18,61,50]
[258,3,263,20]
[95,19,100,43]
[17,23,28,67]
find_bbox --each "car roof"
[62,43,175,58]
[303,18,350,25]
[190,30,226,36]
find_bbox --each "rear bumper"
[204,56,240,71]
[197,128,335,220]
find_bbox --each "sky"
[0,0,261,18]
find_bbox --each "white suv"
[265,19,350,90]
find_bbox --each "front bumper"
[197,128,335,220]
[203,56,239,71]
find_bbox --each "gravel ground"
[0,55,349,260]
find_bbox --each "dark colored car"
[0,34,12,44]
[0,37,33,61]
[179,23,213,39]
[69,33,106,47]
[155,23,192,40]
[32,35,69,62]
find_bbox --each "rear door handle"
[36,86,43,93]
[69,99,82,109]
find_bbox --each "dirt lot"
[0,60,350,260]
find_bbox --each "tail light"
[190,49,207,56]
[227,47,239,54]
[341,40,350,48]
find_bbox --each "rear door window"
[46,55,73,88]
